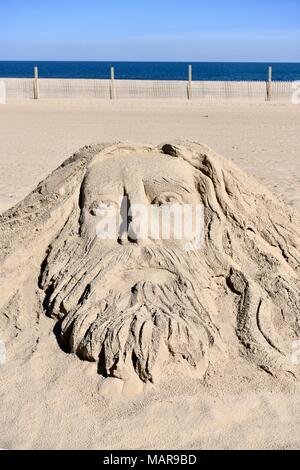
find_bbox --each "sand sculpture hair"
[0,141,299,393]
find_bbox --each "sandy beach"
[0,100,300,451]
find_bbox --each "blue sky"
[0,0,299,61]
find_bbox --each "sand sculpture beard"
[40,232,216,384]
[1,141,299,393]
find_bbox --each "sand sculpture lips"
[0,141,299,396]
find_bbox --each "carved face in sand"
[2,142,299,396]
[81,151,202,249]
[40,150,214,392]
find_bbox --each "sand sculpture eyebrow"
[0,140,299,396]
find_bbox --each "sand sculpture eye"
[151,192,183,206]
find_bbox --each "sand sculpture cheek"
[0,141,299,397]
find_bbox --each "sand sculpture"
[1,141,299,395]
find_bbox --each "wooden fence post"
[266,66,272,102]
[187,64,192,100]
[110,66,115,99]
[33,66,39,99]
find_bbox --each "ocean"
[1,62,300,81]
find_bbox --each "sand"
[0,101,300,450]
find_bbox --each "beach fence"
[0,66,297,103]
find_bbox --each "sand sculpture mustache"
[0,141,299,392]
